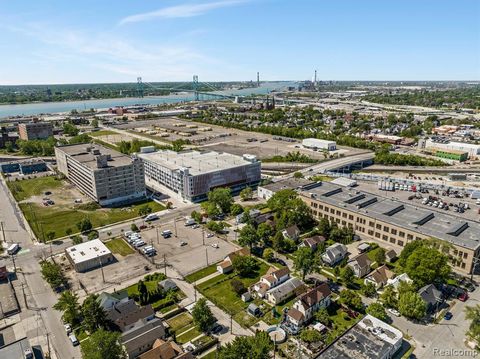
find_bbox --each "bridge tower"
[137,77,144,98]
[192,75,199,101]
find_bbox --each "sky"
[0,0,479,84]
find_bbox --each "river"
[0,82,292,118]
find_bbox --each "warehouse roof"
[65,239,112,264]
[301,182,480,251]
[260,178,314,193]
[138,149,258,176]
[56,143,135,168]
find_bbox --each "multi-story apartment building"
[18,121,53,140]
[55,143,146,206]
[299,182,480,275]
[138,148,261,202]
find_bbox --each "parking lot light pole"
[97,255,105,283]
[205,248,209,266]
[174,218,178,238]
[202,228,205,246]
[156,227,160,244]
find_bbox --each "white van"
[124,231,133,238]
[7,243,19,255]
[162,230,172,238]
[184,218,196,226]
[69,334,79,346]
[145,213,159,221]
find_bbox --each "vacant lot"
[184,263,219,283]
[105,238,135,256]
[10,176,165,241]
[88,130,118,137]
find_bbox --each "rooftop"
[56,143,135,168]
[260,177,314,193]
[65,239,112,264]
[318,315,402,359]
[301,182,480,251]
[138,149,258,176]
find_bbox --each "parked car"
[387,308,401,317]
[443,312,453,320]
[206,233,214,238]
[211,243,219,248]
[64,323,72,335]
[458,292,469,302]
[179,241,187,247]
[69,334,79,346]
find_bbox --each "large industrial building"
[299,181,480,275]
[319,315,402,359]
[18,121,53,140]
[55,143,146,206]
[302,138,336,151]
[65,239,114,272]
[138,148,261,202]
[424,138,480,159]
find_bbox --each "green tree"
[398,240,425,268]
[206,221,226,233]
[218,331,273,359]
[380,286,398,309]
[82,294,108,333]
[238,224,260,250]
[63,122,79,136]
[138,204,152,217]
[192,298,216,332]
[208,188,233,214]
[77,217,93,233]
[465,305,480,346]
[5,141,14,152]
[240,187,253,201]
[46,231,56,242]
[40,260,67,289]
[232,256,259,277]
[271,231,285,252]
[230,278,246,296]
[71,235,83,245]
[339,289,363,311]
[137,280,148,305]
[398,291,426,320]
[300,329,322,343]
[263,248,275,262]
[53,290,80,326]
[131,223,139,232]
[230,203,244,216]
[366,302,388,321]
[257,223,273,246]
[374,248,386,265]
[362,282,377,298]
[91,118,99,128]
[293,171,304,179]
[317,217,331,238]
[403,245,450,288]
[293,247,316,281]
[341,265,355,288]
[314,308,331,327]
[81,329,126,359]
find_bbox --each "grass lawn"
[197,261,269,325]
[200,350,217,359]
[324,302,362,345]
[105,238,135,256]
[88,130,118,137]
[159,303,178,314]
[176,327,202,344]
[167,312,193,332]
[7,176,63,201]
[263,296,296,325]
[185,263,220,283]
[19,199,165,240]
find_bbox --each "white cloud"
[119,0,246,25]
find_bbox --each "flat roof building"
[257,178,314,200]
[425,138,480,158]
[18,121,53,140]
[319,315,402,359]
[138,149,261,202]
[55,143,146,206]
[65,238,114,272]
[300,181,480,275]
[302,138,336,151]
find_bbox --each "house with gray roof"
[265,277,305,305]
[321,243,348,266]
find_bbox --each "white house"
[265,277,305,305]
[321,243,347,266]
[252,267,290,298]
[386,273,413,289]
[347,253,372,278]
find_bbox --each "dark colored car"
[458,292,469,302]
[444,312,453,320]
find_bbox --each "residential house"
[418,284,443,313]
[216,248,250,274]
[265,277,305,305]
[385,249,397,263]
[98,291,128,311]
[138,339,193,359]
[364,265,395,289]
[386,273,412,289]
[252,267,290,298]
[106,299,155,332]
[347,253,372,278]
[321,243,348,266]
[301,235,326,251]
[158,279,177,292]
[286,283,332,331]
[122,318,166,358]
[282,225,300,241]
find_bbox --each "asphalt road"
[0,177,81,359]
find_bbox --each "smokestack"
[314,70,317,85]
[257,72,260,87]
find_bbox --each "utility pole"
[0,222,5,243]
[230,314,233,334]
[46,332,51,358]
[174,218,178,238]
[156,227,160,244]
[11,254,17,273]
[202,228,205,246]
[21,282,27,309]
[194,282,197,302]
[98,255,105,283]
[205,247,209,266]
[163,254,167,276]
